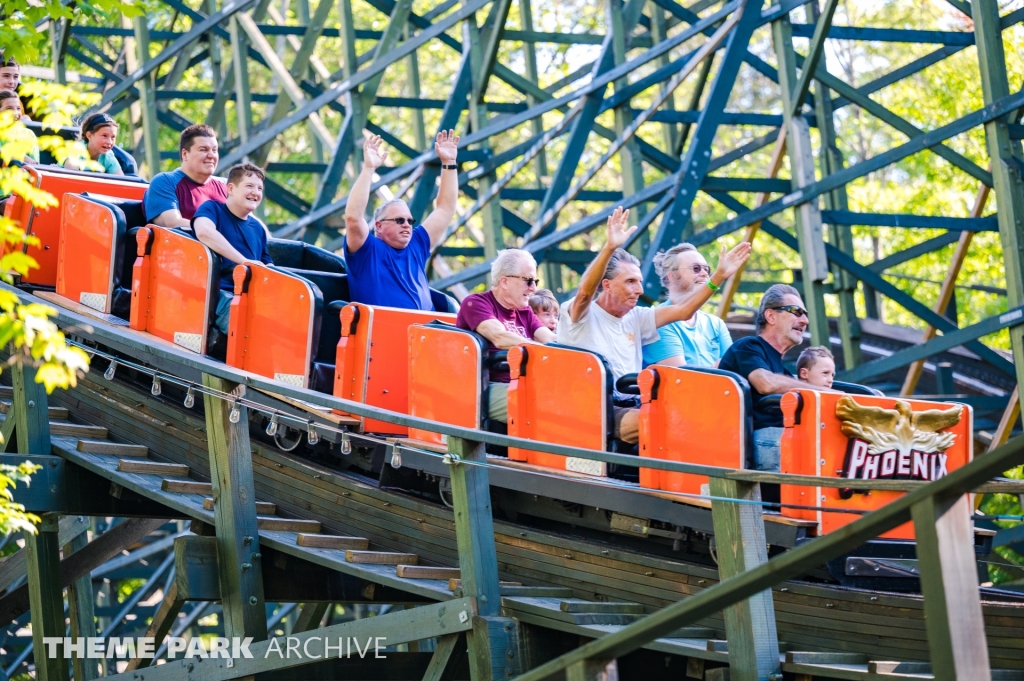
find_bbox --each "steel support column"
[133,17,161,177]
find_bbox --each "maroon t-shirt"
[456,290,544,383]
[144,169,228,222]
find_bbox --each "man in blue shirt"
[643,243,732,368]
[191,163,273,335]
[343,131,460,310]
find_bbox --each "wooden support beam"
[133,16,161,176]
[988,386,1020,453]
[65,530,99,681]
[448,436,520,680]
[292,601,328,633]
[912,493,991,680]
[12,361,51,455]
[0,517,165,623]
[295,533,367,549]
[25,514,68,681]
[125,582,182,671]
[422,633,462,681]
[901,182,991,395]
[0,515,88,594]
[708,477,780,681]
[202,374,268,641]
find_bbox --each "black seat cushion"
[430,288,459,313]
[111,145,139,177]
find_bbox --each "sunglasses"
[379,217,416,226]
[683,264,711,275]
[506,275,539,287]
[769,304,808,318]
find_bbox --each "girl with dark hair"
[63,112,124,175]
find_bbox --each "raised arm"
[421,129,460,248]
[568,207,636,323]
[653,242,751,327]
[344,135,387,254]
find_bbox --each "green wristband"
[707,280,721,292]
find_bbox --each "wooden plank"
[395,565,459,580]
[708,477,780,681]
[77,439,149,457]
[912,493,991,680]
[125,582,183,671]
[988,385,1020,454]
[296,533,369,550]
[25,514,68,681]
[162,479,213,495]
[0,401,67,419]
[257,516,321,533]
[49,421,108,438]
[254,387,361,427]
[205,497,276,514]
[117,459,190,476]
[202,373,268,641]
[345,550,419,565]
[292,602,329,632]
[449,578,523,590]
[868,660,931,674]
[560,600,644,614]
[786,651,869,665]
[65,531,98,680]
[666,626,717,640]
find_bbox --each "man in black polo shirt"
[720,284,838,471]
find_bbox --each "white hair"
[491,249,537,282]
[652,242,698,287]
[372,199,410,234]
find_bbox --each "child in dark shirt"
[191,162,273,334]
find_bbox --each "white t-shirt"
[557,297,659,382]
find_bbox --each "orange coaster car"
[779,389,973,539]
[5,166,146,286]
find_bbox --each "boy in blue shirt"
[191,162,273,334]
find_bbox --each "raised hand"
[714,241,752,279]
[605,206,638,251]
[435,129,460,165]
[363,134,388,171]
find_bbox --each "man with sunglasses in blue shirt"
[343,131,460,310]
[719,284,840,471]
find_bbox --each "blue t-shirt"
[191,200,272,291]
[144,168,227,222]
[344,227,433,310]
[642,310,732,368]
[719,335,792,430]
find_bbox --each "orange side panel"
[331,305,456,435]
[637,366,746,495]
[130,226,215,353]
[407,324,482,446]
[56,195,119,313]
[333,304,372,420]
[6,170,146,286]
[227,265,316,388]
[778,391,819,523]
[780,391,973,539]
[507,345,608,476]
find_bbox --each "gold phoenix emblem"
[835,396,962,457]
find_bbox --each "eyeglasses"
[682,264,711,275]
[379,217,416,226]
[768,304,808,318]
[506,275,539,287]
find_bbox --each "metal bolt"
[187,663,194,672]
[251,552,261,560]
[249,596,258,605]
[241,563,251,571]
[27,400,34,409]
[244,536,253,545]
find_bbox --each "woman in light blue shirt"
[63,112,124,175]
[642,243,733,368]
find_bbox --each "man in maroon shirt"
[456,248,556,423]
[143,124,228,229]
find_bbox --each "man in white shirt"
[557,207,751,443]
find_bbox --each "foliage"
[0,0,147,66]
[0,82,94,536]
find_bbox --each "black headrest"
[82,193,146,229]
[111,145,139,177]
[267,239,346,274]
[430,288,459,313]
[38,164,148,184]
[832,380,883,396]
